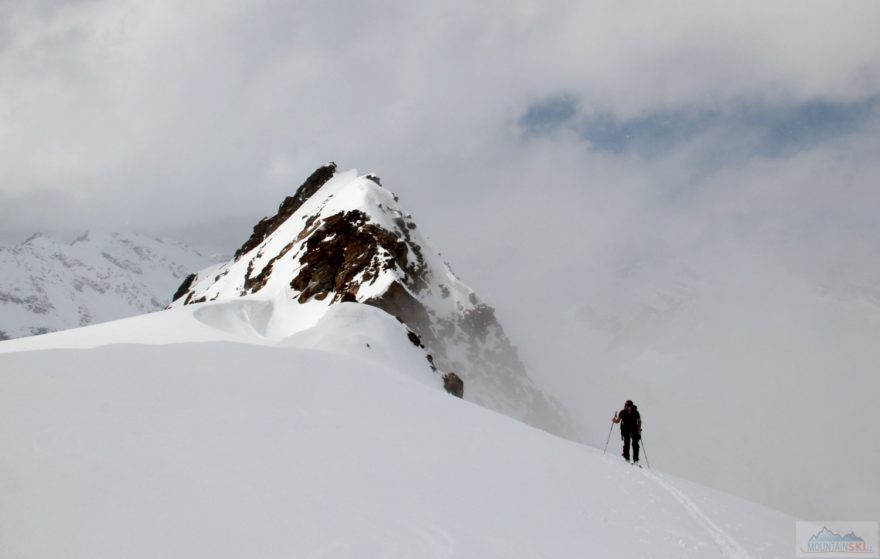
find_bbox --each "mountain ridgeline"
[169,163,575,437]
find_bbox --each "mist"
[2,0,879,520]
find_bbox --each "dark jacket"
[618,406,641,434]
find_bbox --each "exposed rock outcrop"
[443,372,464,398]
[172,273,198,302]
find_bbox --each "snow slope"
[0,231,217,339]
[0,300,796,558]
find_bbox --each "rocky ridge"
[170,164,574,437]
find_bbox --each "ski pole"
[603,418,615,455]
[640,434,651,469]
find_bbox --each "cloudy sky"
[3,0,880,519]
[2,1,878,248]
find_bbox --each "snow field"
[0,303,795,558]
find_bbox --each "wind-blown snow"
[0,299,795,558]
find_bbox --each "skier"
[612,400,641,463]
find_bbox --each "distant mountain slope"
[169,163,575,437]
[0,232,218,339]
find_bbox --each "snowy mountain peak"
[170,164,574,436]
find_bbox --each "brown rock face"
[443,372,464,398]
[289,210,410,304]
[234,163,337,260]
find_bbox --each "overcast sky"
[3,0,880,519]
[2,1,878,250]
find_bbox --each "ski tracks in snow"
[640,469,757,559]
